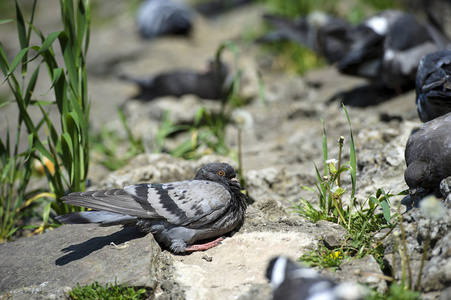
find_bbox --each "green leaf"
[42,202,51,225]
[343,104,357,199]
[300,186,316,192]
[15,0,28,51]
[24,62,41,105]
[333,187,346,198]
[320,118,328,176]
[5,47,31,78]
[30,31,62,60]
[0,18,14,25]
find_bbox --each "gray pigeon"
[121,60,228,101]
[404,112,451,195]
[257,12,353,64]
[381,13,440,91]
[56,163,247,253]
[266,256,365,300]
[136,0,192,39]
[339,10,447,92]
[415,50,451,122]
[338,10,405,81]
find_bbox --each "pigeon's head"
[195,163,241,189]
[404,160,433,195]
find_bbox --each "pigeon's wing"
[124,180,232,227]
[62,189,156,219]
[261,14,311,46]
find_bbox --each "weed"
[291,106,391,257]
[69,281,147,300]
[292,105,423,298]
[367,282,421,300]
[299,246,344,271]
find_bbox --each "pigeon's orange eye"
[217,170,225,176]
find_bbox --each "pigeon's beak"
[231,177,242,189]
[409,188,417,207]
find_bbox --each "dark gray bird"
[338,10,404,81]
[122,60,228,101]
[56,163,247,253]
[257,11,353,64]
[266,256,365,300]
[136,0,192,39]
[381,13,439,91]
[338,10,447,92]
[415,50,451,122]
[195,0,254,18]
[404,112,451,196]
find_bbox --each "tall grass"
[0,0,91,240]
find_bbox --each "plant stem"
[399,215,413,289]
[337,136,344,187]
[237,128,244,188]
[327,182,347,226]
[415,220,431,291]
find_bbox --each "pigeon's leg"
[184,237,225,252]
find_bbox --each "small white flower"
[326,159,338,165]
[420,195,446,220]
[232,109,254,131]
[392,229,401,238]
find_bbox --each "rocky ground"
[1,1,451,299]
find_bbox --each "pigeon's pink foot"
[184,237,225,252]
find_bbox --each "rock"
[2,1,451,298]
[421,231,451,292]
[315,220,348,248]
[0,224,176,299]
[440,176,451,199]
[384,201,451,296]
[331,255,388,294]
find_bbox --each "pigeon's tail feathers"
[61,189,157,219]
[119,73,156,89]
[56,211,138,226]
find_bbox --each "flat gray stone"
[0,224,169,298]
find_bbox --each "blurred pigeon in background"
[404,112,451,196]
[266,256,365,300]
[415,50,451,122]
[381,13,443,91]
[337,10,448,92]
[195,0,254,18]
[56,163,247,253]
[337,10,404,81]
[257,11,353,64]
[121,60,229,101]
[137,0,193,39]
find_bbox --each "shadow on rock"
[56,227,146,266]
[328,82,415,107]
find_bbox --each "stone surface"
[1,1,451,299]
[0,224,175,299]
[333,255,388,294]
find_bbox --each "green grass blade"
[320,118,328,177]
[24,63,41,105]
[0,41,11,75]
[31,31,62,59]
[343,104,356,199]
[6,47,31,78]
[15,0,28,54]
[0,19,14,25]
